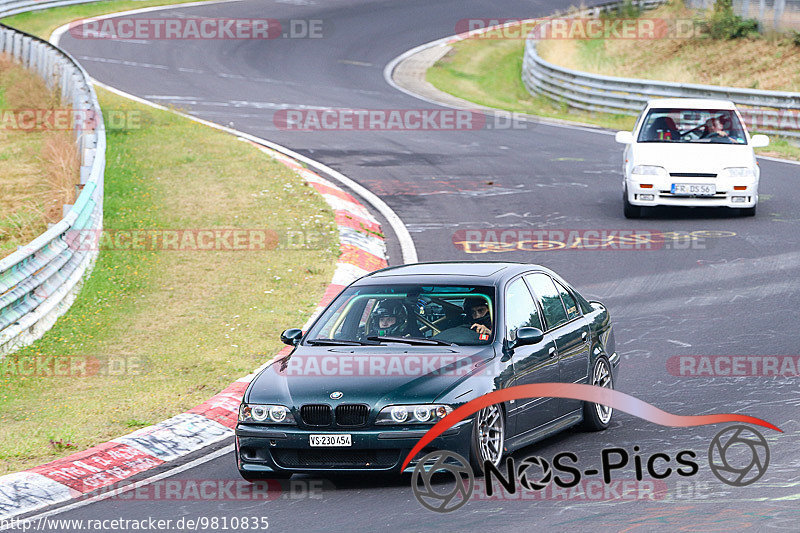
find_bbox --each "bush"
[705,0,760,39]
[601,0,641,19]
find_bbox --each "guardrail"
[0,3,105,356]
[522,0,800,138]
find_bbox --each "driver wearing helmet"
[463,297,492,337]
[372,300,408,337]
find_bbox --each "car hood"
[632,142,754,173]
[246,345,496,408]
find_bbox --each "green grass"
[2,0,205,37]
[0,87,339,473]
[426,36,635,132]
[1,0,340,471]
[427,30,800,162]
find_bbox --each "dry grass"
[538,3,800,91]
[0,88,339,473]
[0,54,79,258]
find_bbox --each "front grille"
[273,449,399,469]
[300,404,332,426]
[335,404,369,427]
[669,172,717,178]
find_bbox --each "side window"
[525,274,568,329]
[505,278,543,340]
[554,279,580,320]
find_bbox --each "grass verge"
[427,13,800,161]
[0,86,339,473]
[1,0,205,37]
[0,2,340,471]
[426,37,635,132]
[0,54,79,258]
[538,3,800,92]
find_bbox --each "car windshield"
[636,108,747,145]
[304,284,496,346]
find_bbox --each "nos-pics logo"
[411,424,770,513]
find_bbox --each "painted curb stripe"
[28,442,164,494]
[0,122,389,521]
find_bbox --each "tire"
[239,469,292,482]
[739,205,756,217]
[623,191,642,219]
[469,404,505,475]
[581,356,614,431]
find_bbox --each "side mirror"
[750,134,769,148]
[615,131,634,144]
[280,328,303,346]
[513,327,544,347]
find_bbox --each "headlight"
[238,403,296,424]
[631,165,665,176]
[376,404,453,424]
[723,167,755,178]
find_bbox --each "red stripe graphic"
[401,383,781,470]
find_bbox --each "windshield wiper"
[367,336,455,346]
[306,338,380,346]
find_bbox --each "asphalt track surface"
[37,0,800,530]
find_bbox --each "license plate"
[309,434,352,447]
[671,183,715,196]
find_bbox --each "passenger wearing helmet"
[372,300,408,337]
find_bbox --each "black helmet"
[372,300,408,336]
[464,296,491,327]
[463,296,489,314]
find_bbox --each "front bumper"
[235,420,473,474]
[626,177,757,208]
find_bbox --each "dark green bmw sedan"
[235,262,618,479]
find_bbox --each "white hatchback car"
[616,98,769,218]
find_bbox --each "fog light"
[731,196,747,203]
[638,194,654,201]
[733,186,747,191]
[639,184,653,189]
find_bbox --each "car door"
[524,273,591,416]
[504,277,559,437]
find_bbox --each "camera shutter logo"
[411,451,474,513]
[517,456,552,491]
[708,425,770,487]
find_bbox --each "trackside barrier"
[521,0,800,138]
[0,1,106,356]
